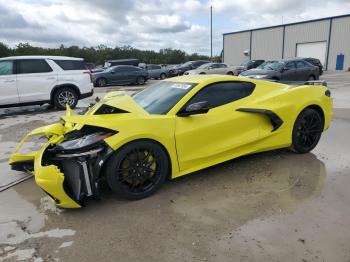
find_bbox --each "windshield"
[132,81,197,114]
[106,66,117,72]
[257,61,284,70]
[197,63,213,69]
[240,61,249,66]
[181,62,193,67]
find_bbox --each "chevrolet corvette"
[9,75,333,208]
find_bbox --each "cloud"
[0,0,348,55]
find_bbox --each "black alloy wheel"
[291,108,323,153]
[106,140,169,200]
[53,87,78,110]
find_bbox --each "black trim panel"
[236,108,284,132]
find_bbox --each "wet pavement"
[0,75,350,261]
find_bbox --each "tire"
[291,108,323,154]
[308,75,315,81]
[53,87,78,110]
[160,73,166,80]
[227,71,234,75]
[136,76,146,85]
[96,78,107,87]
[199,72,206,75]
[106,140,169,200]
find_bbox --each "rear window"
[54,60,86,70]
[17,59,53,74]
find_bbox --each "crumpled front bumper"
[9,122,82,208]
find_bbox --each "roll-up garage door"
[296,41,327,66]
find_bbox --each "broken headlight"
[56,132,113,151]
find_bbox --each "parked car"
[168,60,210,77]
[240,59,319,81]
[302,58,323,75]
[10,75,332,208]
[184,62,242,75]
[146,64,168,79]
[92,65,148,87]
[0,56,94,110]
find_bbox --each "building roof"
[223,13,350,36]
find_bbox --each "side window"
[154,65,161,70]
[18,59,52,74]
[296,61,307,68]
[210,64,219,68]
[220,64,228,68]
[0,61,14,75]
[54,60,85,70]
[187,82,255,109]
[285,62,296,69]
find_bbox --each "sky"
[0,0,349,56]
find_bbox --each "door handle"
[4,80,15,83]
[46,77,56,80]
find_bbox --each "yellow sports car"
[9,75,333,208]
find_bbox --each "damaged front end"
[9,104,119,208]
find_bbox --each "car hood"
[240,69,275,76]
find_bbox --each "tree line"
[0,42,210,65]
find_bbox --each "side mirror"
[208,66,213,70]
[177,101,210,117]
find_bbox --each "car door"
[295,60,312,81]
[109,67,126,84]
[175,81,265,172]
[208,64,222,74]
[0,60,18,105]
[148,65,161,78]
[16,59,58,102]
[280,61,297,81]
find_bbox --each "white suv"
[0,56,94,109]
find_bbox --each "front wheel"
[106,140,169,200]
[227,71,234,75]
[291,108,323,153]
[53,87,78,110]
[160,73,166,80]
[96,78,107,87]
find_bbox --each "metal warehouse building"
[223,14,350,71]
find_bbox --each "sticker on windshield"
[171,83,192,90]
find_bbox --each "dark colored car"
[302,58,323,75]
[92,65,148,87]
[168,60,211,77]
[240,59,319,81]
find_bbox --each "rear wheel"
[308,75,315,81]
[227,71,234,75]
[160,73,166,80]
[53,87,78,110]
[291,108,323,153]
[136,76,146,85]
[106,140,169,200]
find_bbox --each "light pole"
[210,5,213,58]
